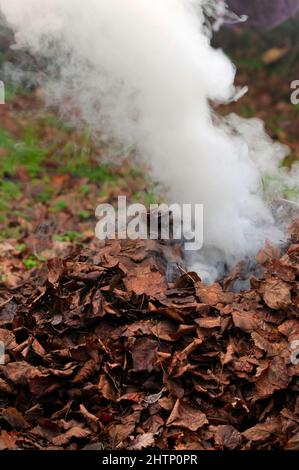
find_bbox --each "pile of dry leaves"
[0,221,299,451]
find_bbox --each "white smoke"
[0,0,297,281]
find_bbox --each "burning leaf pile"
[0,222,299,451]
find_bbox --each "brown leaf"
[151,307,185,323]
[31,338,47,357]
[166,399,208,431]
[79,404,99,433]
[31,420,61,441]
[195,316,221,329]
[262,279,292,310]
[117,392,145,403]
[214,425,241,450]
[47,258,65,287]
[0,378,14,394]
[164,375,185,399]
[127,433,155,450]
[150,321,177,341]
[256,241,280,264]
[28,375,62,398]
[4,361,41,386]
[285,431,299,450]
[131,337,159,372]
[142,415,164,434]
[52,427,91,446]
[255,357,290,399]
[98,374,119,401]
[124,266,167,297]
[174,272,201,288]
[73,359,98,384]
[0,431,18,450]
[1,407,30,430]
[109,423,136,446]
[262,47,289,65]
[243,418,281,443]
[278,320,299,341]
[196,283,234,306]
[0,329,16,350]
[220,342,235,366]
[232,310,260,333]
[251,332,285,357]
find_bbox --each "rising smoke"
[0,0,298,281]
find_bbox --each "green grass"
[283,154,298,169]
[0,180,21,199]
[40,114,74,133]
[284,185,299,201]
[262,172,299,203]
[53,230,83,242]
[23,256,40,270]
[78,209,91,220]
[63,162,117,183]
[79,184,91,197]
[235,57,264,72]
[49,125,118,184]
[0,178,21,215]
[0,128,48,178]
[238,104,257,119]
[32,184,55,203]
[16,244,27,253]
[131,190,158,206]
[50,200,68,212]
[0,274,7,283]
[0,225,21,241]
[3,85,24,103]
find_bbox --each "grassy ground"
[0,89,158,286]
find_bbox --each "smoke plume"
[0,0,297,281]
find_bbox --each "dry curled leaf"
[127,432,155,450]
[109,423,136,446]
[131,337,159,372]
[73,359,98,384]
[262,279,292,310]
[79,404,99,433]
[124,265,167,297]
[255,357,290,399]
[166,399,208,431]
[0,431,18,450]
[47,258,66,287]
[98,374,119,401]
[4,361,41,386]
[1,407,30,430]
[52,427,91,446]
[214,425,241,450]
[243,418,281,443]
[0,329,16,350]
[262,47,289,65]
